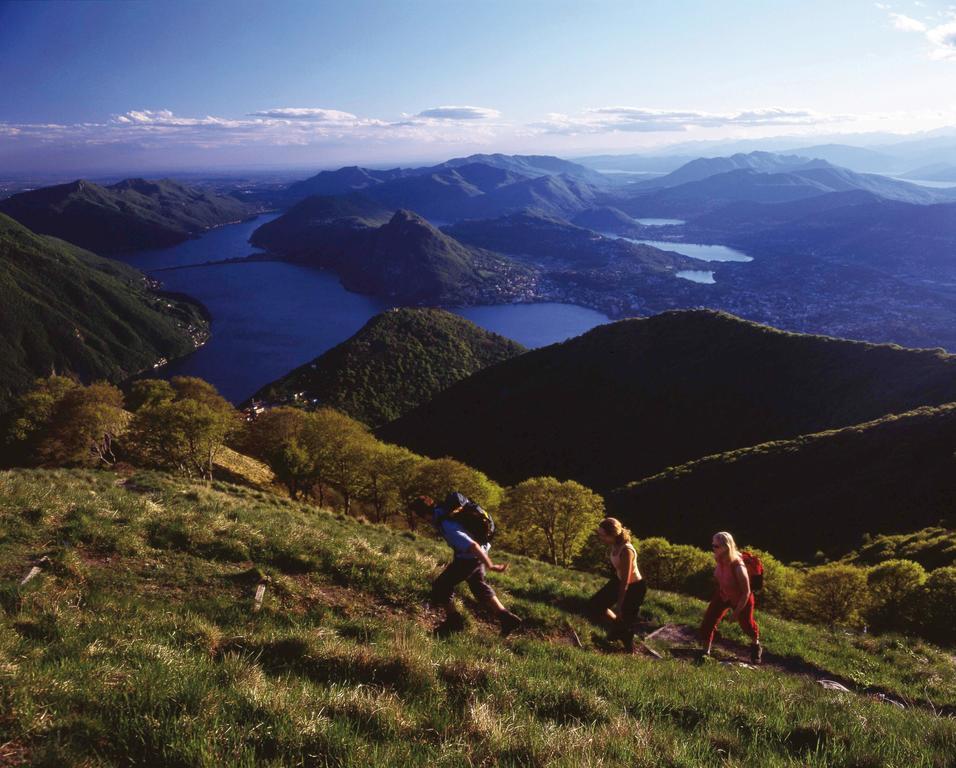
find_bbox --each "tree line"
[5,374,954,645]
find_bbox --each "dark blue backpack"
[441,491,496,545]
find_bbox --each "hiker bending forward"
[588,517,647,653]
[415,493,522,637]
[700,531,762,664]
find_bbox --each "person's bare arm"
[613,547,634,614]
[732,562,751,618]
[469,542,508,572]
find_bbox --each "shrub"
[917,566,956,644]
[795,563,869,626]
[864,559,927,632]
[635,537,713,597]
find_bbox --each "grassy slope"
[1,468,954,767]
[0,214,207,413]
[611,403,956,560]
[250,308,526,427]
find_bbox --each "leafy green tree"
[7,376,80,459]
[126,378,239,480]
[7,377,126,466]
[499,477,604,567]
[242,407,317,499]
[126,379,175,411]
[797,563,869,626]
[864,559,927,632]
[359,442,420,523]
[306,408,376,514]
[918,566,956,644]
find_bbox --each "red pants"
[700,593,759,647]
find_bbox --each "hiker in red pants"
[699,531,762,664]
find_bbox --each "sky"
[1,0,956,172]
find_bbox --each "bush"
[795,563,869,627]
[917,566,956,644]
[864,559,927,632]
[635,537,713,597]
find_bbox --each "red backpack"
[740,551,764,592]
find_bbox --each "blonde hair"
[713,531,741,562]
[599,517,631,546]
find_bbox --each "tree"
[6,377,126,466]
[358,442,420,523]
[126,379,175,411]
[797,563,869,626]
[242,407,316,498]
[306,408,376,514]
[126,378,239,480]
[864,559,927,632]
[498,477,604,567]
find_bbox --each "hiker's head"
[598,517,630,546]
[409,496,436,519]
[443,491,468,512]
[711,531,739,562]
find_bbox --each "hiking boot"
[695,649,713,665]
[621,634,636,654]
[750,642,763,665]
[499,611,522,638]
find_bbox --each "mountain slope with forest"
[611,402,956,560]
[249,308,526,427]
[0,213,207,412]
[380,310,956,493]
[0,177,250,253]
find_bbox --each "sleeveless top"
[610,542,642,583]
[715,558,748,603]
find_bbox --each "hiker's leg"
[736,594,759,642]
[617,579,648,651]
[587,578,620,623]
[430,559,470,619]
[466,564,521,636]
[700,595,730,653]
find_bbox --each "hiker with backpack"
[587,517,647,653]
[699,531,763,664]
[411,492,522,637]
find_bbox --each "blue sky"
[1,0,955,171]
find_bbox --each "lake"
[616,237,754,263]
[119,214,610,402]
[634,218,685,226]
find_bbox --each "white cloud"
[531,106,838,136]
[247,108,361,121]
[885,8,956,59]
[890,12,927,31]
[415,106,501,120]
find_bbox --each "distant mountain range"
[0,178,251,254]
[249,308,526,427]
[380,310,956,495]
[253,207,533,305]
[0,213,207,412]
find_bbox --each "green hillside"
[380,310,956,494]
[611,403,956,560]
[250,308,526,427]
[0,178,250,254]
[0,214,207,413]
[1,468,954,766]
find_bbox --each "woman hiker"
[587,517,647,653]
[699,531,762,664]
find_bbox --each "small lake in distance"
[118,214,610,402]
[616,237,754,263]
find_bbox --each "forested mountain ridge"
[0,213,207,412]
[249,308,526,427]
[380,310,956,493]
[0,177,251,253]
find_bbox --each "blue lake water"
[634,218,685,226]
[676,270,716,284]
[618,237,753,263]
[119,214,610,402]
